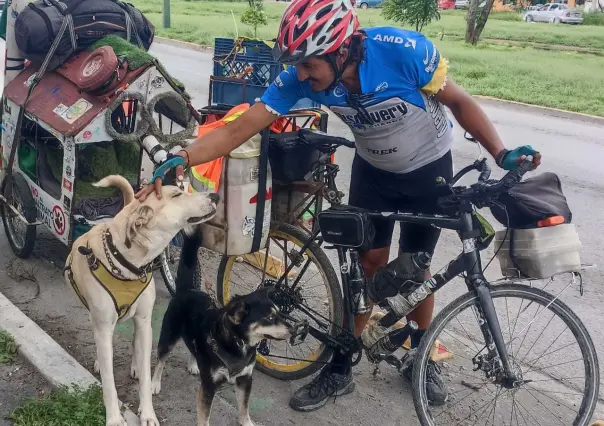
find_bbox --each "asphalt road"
[1,39,604,425]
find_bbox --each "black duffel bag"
[489,172,572,229]
[15,0,154,71]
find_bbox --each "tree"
[465,0,496,45]
[382,0,441,33]
[241,0,268,39]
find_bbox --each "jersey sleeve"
[259,66,306,115]
[399,35,448,96]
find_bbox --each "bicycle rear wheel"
[216,222,343,381]
[412,284,599,426]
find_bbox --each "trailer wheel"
[1,173,37,258]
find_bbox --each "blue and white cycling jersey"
[260,27,453,174]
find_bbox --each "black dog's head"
[225,289,294,346]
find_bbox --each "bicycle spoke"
[523,387,572,424]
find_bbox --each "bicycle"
[217,130,600,425]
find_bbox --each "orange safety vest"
[188,104,326,193]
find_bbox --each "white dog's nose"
[209,193,220,204]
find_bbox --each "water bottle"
[363,321,418,363]
[367,251,432,303]
[142,135,167,164]
[349,250,370,315]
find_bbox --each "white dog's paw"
[105,414,127,426]
[239,419,256,426]
[94,360,100,374]
[138,408,160,426]
[151,379,162,395]
[130,363,139,380]
[187,359,200,376]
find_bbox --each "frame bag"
[317,206,375,251]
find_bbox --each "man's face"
[295,57,335,92]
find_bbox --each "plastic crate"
[212,37,320,110]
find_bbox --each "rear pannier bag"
[15,0,154,71]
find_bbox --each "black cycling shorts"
[348,151,453,254]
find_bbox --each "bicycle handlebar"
[269,129,355,152]
[439,156,533,210]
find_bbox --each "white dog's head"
[122,185,218,253]
[93,175,218,261]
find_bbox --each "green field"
[132,0,604,116]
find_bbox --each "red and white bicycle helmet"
[273,0,359,64]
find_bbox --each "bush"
[584,12,604,26]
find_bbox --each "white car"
[523,3,584,24]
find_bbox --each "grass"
[0,330,19,364]
[9,384,106,426]
[130,0,604,116]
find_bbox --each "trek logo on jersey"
[427,97,449,138]
[366,147,398,155]
[331,97,409,131]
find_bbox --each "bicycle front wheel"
[412,284,599,426]
[216,222,343,381]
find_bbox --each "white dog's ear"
[124,205,155,248]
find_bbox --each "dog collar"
[102,229,152,279]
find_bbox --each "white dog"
[64,175,218,426]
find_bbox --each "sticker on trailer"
[62,178,73,192]
[52,205,66,236]
[28,179,70,244]
[54,99,93,124]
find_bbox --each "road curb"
[155,36,213,52]
[152,37,604,124]
[475,96,604,125]
[0,292,140,425]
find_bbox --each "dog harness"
[64,229,153,320]
[206,327,256,377]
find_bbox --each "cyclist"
[137,0,541,412]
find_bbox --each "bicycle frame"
[275,200,517,379]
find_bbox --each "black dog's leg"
[151,299,183,395]
[235,375,254,426]
[196,375,216,426]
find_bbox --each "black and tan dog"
[151,232,294,426]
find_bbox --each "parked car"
[454,0,469,8]
[523,3,584,24]
[439,0,456,8]
[358,0,384,8]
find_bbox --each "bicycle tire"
[159,230,202,296]
[412,284,599,426]
[216,222,343,381]
[1,173,37,259]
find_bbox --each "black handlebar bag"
[489,172,572,229]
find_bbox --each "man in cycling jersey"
[137,0,541,412]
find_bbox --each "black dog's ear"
[227,300,248,325]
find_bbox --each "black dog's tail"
[175,228,203,294]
